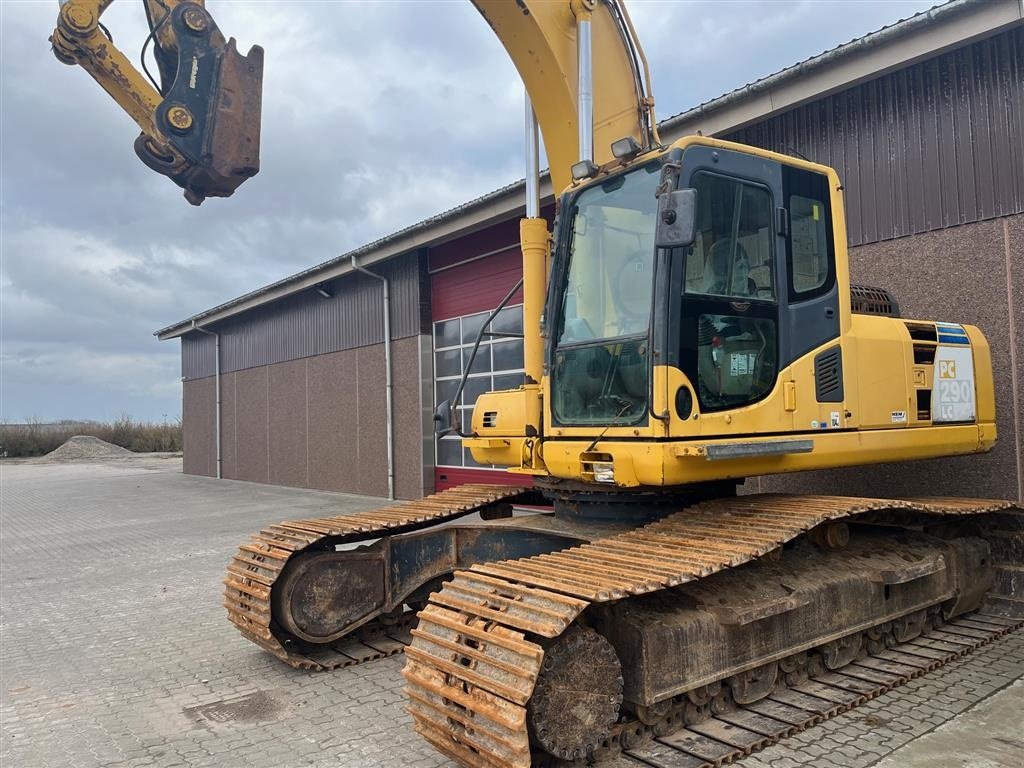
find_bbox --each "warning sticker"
[729,352,756,377]
[932,346,976,423]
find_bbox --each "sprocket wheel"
[527,624,624,761]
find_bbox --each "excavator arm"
[51,0,657,199]
[51,0,263,204]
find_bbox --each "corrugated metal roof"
[726,25,1023,245]
[182,253,424,379]
[157,0,1019,340]
[657,0,990,131]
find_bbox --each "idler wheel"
[527,625,623,761]
[272,548,385,643]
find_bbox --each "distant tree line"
[0,416,182,457]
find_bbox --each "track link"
[401,494,1021,768]
[223,484,529,670]
[615,610,1020,768]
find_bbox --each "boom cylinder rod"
[577,15,593,163]
[525,92,540,218]
[521,89,545,384]
[520,218,548,385]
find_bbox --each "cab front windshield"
[552,163,660,425]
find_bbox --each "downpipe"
[351,255,395,501]
[191,320,221,479]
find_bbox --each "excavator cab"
[470,135,995,493]
[546,141,834,433]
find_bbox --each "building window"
[434,305,524,469]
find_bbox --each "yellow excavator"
[52,1,1022,766]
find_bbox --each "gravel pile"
[42,435,134,461]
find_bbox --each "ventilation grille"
[850,284,900,317]
[904,322,937,342]
[482,411,498,428]
[913,344,936,365]
[814,346,844,403]
[917,389,931,421]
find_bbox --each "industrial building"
[157,0,1023,503]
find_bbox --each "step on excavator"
[52,1,1023,765]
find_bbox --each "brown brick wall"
[761,213,1024,503]
[182,336,428,500]
[182,375,215,477]
[220,370,238,479]
[393,336,428,500]
[233,367,269,484]
[306,347,361,493]
[268,359,308,488]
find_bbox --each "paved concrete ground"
[1,458,1021,768]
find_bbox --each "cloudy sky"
[1,0,938,423]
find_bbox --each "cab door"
[671,145,784,420]
[780,165,841,364]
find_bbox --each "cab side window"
[783,167,835,299]
[685,172,775,301]
[790,195,828,292]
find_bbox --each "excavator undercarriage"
[225,485,1023,767]
[225,484,538,670]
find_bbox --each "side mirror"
[655,188,697,249]
[433,400,453,435]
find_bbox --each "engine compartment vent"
[850,284,900,317]
[482,411,498,428]
[904,322,938,342]
[917,389,932,421]
[814,346,844,403]
[913,344,936,365]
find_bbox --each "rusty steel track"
[401,494,1021,768]
[224,484,528,671]
[615,610,1020,768]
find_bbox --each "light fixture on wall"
[315,283,332,298]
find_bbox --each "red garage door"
[429,215,539,491]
